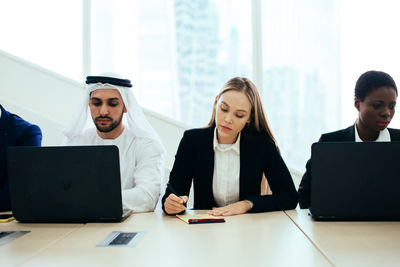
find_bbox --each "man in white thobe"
[63,74,165,212]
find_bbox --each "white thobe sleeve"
[121,139,164,212]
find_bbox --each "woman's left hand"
[208,200,252,216]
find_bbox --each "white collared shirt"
[354,122,391,142]
[212,128,241,207]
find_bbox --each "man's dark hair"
[355,70,398,101]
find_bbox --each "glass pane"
[0,0,82,81]
[91,0,252,127]
[261,0,341,170]
[341,0,400,128]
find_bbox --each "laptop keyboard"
[109,233,137,245]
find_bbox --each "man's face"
[89,89,127,134]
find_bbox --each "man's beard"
[94,112,123,133]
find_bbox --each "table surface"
[1,210,331,267]
[0,219,83,266]
[285,209,400,267]
[4,209,400,267]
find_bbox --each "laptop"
[310,142,400,221]
[7,145,131,223]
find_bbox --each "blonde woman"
[162,77,298,216]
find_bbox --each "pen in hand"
[167,183,187,207]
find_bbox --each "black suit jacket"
[162,125,298,214]
[298,125,400,209]
[0,105,42,211]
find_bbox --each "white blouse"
[354,122,391,142]
[212,128,241,207]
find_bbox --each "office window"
[261,0,400,171]
[0,1,82,81]
[261,0,341,170]
[340,0,400,128]
[2,0,400,171]
[91,0,252,126]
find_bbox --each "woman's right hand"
[164,194,188,214]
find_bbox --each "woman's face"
[355,86,397,132]
[215,90,252,144]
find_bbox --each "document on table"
[97,231,145,247]
[0,231,30,246]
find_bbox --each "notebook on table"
[7,145,131,223]
[310,142,400,221]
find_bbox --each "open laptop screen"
[7,145,125,223]
[310,142,400,221]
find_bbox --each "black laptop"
[310,142,400,221]
[7,145,131,223]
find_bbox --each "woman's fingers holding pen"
[169,193,187,204]
[180,195,189,204]
[164,194,188,214]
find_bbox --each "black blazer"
[162,125,298,213]
[298,125,400,209]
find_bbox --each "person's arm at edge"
[17,125,42,146]
[298,134,326,209]
[0,124,42,211]
[298,159,311,209]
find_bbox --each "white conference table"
[285,209,400,267]
[0,220,83,266]
[2,210,331,267]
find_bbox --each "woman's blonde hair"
[207,77,279,150]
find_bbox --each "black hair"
[355,70,398,101]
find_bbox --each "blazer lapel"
[199,126,217,206]
[344,125,355,141]
[238,129,251,200]
[388,128,400,141]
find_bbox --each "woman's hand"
[164,193,188,215]
[208,200,252,216]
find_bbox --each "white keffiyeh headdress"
[62,73,165,154]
